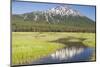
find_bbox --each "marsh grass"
[12,32,95,65]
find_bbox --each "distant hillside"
[12,5,95,32]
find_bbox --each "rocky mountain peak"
[47,5,84,16]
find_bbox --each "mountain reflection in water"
[51,47,84,60]
[32,47,93,64]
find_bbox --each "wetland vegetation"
[12,32,95,65]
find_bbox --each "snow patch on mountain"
[47,5,84,16]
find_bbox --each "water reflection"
[32,47,93,64]
[51,47,84,60]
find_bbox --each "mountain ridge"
[12,5,95,32]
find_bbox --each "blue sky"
[12,1,96,21]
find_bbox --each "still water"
[32,47,94,64]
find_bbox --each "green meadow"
[12,32,95,65]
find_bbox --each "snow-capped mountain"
[12,5,95,32]
[18,5,85,22]
[47,5,83,16]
